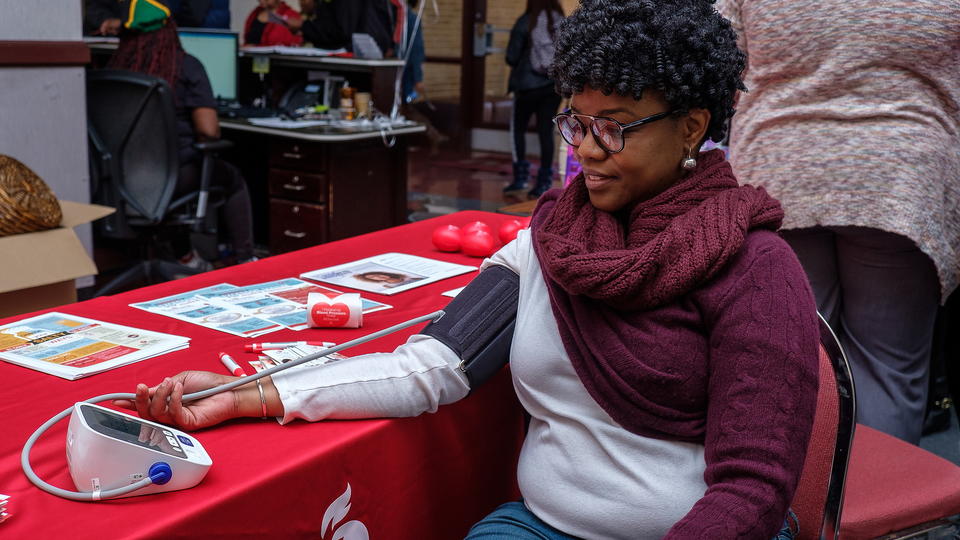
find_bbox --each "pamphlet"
[300,253,477,295]
[130,281,391,336]
[0,313,190,380]
[203,278,391,331]
[130,284,283,337]
[251,343,349,373]
[0,493,9,524]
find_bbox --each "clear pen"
[245,341,334,352]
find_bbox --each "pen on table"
[219,352,246,377]
[245,341,334,352]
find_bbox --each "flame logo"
[321,483,369,540]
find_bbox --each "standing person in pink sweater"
[120,1,818,537]
[717,0,960,445]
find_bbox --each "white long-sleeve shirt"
[272,229,707,539]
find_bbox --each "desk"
[219,120,425,254]
[238,52,405,110]
[1,211,525,539]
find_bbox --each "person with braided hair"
[121,1,816,537]
[108,2,255,265]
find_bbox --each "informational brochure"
[130,284,283,337]
[0,313,190,380]
[0,493,10,524]
[200,278,392,331]
[251,343,349,374]
[200,279,315,331]
[130,282,392,336]
[300,253,477,295]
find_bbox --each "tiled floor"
[406,146,554,221]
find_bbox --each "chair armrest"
[193,139,234,153]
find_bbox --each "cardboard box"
[0,200,114,318]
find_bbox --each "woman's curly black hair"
[549,0,746,143]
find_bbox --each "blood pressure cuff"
[422,264,519,389]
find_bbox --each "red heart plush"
[310,302,351,327]
[432,224,462,252]
[461,221,492,236]
[498,219,525,244]
[462,230,496,257]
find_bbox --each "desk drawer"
[269,199,328,254]
[270,141,325,172]
[268,169,326,202]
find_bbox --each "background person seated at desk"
[297,0,399,56]
[84,0,228,35]
[119,1,819,538]
[243,0,303,46]
[108,4,256,265]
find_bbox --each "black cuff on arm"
[422,265,519,390]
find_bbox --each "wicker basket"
[0,155,63,237]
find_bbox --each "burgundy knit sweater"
[531,152,820,538]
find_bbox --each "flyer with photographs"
[199,279,318,331]
[130,284,283,337]
[300,253,477,295]
[0,313,190,380]
[250,342,350,374]
[130,281,392,336]
[200,278,392,331]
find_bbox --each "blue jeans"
[465,501,798,539]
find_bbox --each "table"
[0,211,526,539]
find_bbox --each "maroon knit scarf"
[531,149,784,438]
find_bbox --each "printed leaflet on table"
[300,253,477,295]
[130,284,283,337]
[130,281,392,336]
[250,343,349,373]
[0,313,189,380]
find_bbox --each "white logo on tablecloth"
[322,482,369,540]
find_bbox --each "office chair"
[86,69,231,296]
[792,314,960,539]
[791,313,857,540]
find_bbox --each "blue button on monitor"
[177,435,194,447]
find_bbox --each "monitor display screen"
[178,29,238,101]
[80,404,188,459]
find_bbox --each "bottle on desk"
[340,83,357,121]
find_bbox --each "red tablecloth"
[0,211,526,539]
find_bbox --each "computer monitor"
[177,28,238,101]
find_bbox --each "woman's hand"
[114,371,240,431]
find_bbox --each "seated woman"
[108,5,255,265]
[243,0,303,46]
[119,0,818,537]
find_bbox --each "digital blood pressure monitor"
[66,403,212,497]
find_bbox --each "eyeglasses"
[552,109,677,154]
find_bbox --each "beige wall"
[420,0,463,101]
[421,0,580,102]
